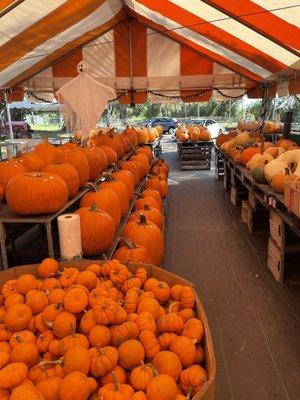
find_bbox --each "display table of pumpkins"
[217,132,300,234]
[0,127,164,269]
[0,258,216,400]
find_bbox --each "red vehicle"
[1,121,32,139]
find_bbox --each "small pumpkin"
[147,374,178,400]
[118,339,145,369]
[90,346,118,377]
[89,325,111,347]
[153,351,182,381]
[170,336,196,367]
[130,361,155,391]
[98,371,134,400]
[37,258,58,279]
[179,364,208,395]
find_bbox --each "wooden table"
[0,151,132,270]
[216,147,300,285]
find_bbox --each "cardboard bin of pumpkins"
[0,260,216,400]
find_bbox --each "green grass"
[31,124,61,131]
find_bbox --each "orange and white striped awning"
[0,0,299,102]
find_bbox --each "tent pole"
[4,91,14,140]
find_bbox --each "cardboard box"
[0,261,216,400]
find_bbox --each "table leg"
[45,221,54,259]
[0,222,8,270]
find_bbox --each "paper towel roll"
[58,213,82,261]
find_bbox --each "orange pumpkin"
[80,185,121,228]
[101,175,129,217]
[98,145,118,166]
[6,172,68,215]
[76,204,116,256]
[43,162,79,198]
[240,147,260,165]
[123,215,164,266]
[53,149,89,188]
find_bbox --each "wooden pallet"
[178,141,213,170]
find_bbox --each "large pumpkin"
[53,149,89,188]
[80,185,121,227]
[111,169,135,200]
[6,172,68,215]
[113,239,151,264]
[123,215,164,266]
[43,162,79,198]
[235,131,252,146]
[34,139,57,165]
[0,157,26,195]
[82,146,108,181]
[101,175,129,217]
[120,161,140,185]
[188,127,200,142]
[264,149,300,182]
[240,147,260,165]
[76,203,115,255]
[18,152,46,172]
[98,145,118,166]
[92,130,124,158]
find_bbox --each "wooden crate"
[231,186,248,207]
[214,148,224,181]
[178,141,213,170]
[0,261,216,400]
[241,200,253,233]
[248,191,257,211]
[269,210,285,250]
[268,238,284,285]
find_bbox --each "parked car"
[147,117,178,134]
[2,121,32,139]
[186,118,221,139]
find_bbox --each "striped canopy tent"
[0,0,299,104]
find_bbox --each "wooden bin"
[0,261,216,400]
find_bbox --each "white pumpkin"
[246,153,273,171]
[236,131,252,146]
[264,149,300,182]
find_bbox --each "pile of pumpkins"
[131,126,163,145]
[113,158,169,267]
[176,125,211,143]
[237,120,283,134]
[0,127,151,216]
[76,155,169,258]
[218,130,300,194]
[0,258,207,400]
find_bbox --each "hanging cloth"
[56,62,115,139]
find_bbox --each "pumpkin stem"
[96,345,104,356]
[138,215,147,225]
[70,324,76,337]
[111,371,120,391]
[14,335,23,343]
[187,386,193,400]
[89,202,100,213]
[147,363,159,376]
[143,204,151,211]
[119,238,137,249]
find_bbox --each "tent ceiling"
[0,0,299,102]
